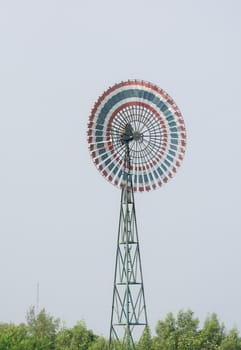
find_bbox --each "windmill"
[87,80,186,349]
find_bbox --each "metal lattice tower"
[87,80,186,349]
[109,144,147,349]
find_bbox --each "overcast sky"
[0,0,241,337]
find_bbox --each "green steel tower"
[87,80,186,349]
[109,140,148,349]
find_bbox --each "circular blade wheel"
[87,80,186,192]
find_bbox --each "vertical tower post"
[109,142,148,349]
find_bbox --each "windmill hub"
[120,123,134,144]
[120,123,144,145]
[133,130,143,142]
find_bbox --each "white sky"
[0,0,241,337]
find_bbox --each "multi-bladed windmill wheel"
[87,80,186,192]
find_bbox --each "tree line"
[0,307,241,349]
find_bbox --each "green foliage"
[154,310,200,350]
[55,320,97,350]
[69,321,96,350]
[0,307,241,349]
[153,310,241,350]
[219,328,241,350]
[196,313,224,350]
[176,310,199,350]
[55,326,72,350]
[137,326,152,350]
[109,338,122,350]
[26,306,60,349]
[88,336,108,350]
[0,323,29,350]
[154,312,177,349]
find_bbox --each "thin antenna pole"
[36,282,39,313]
